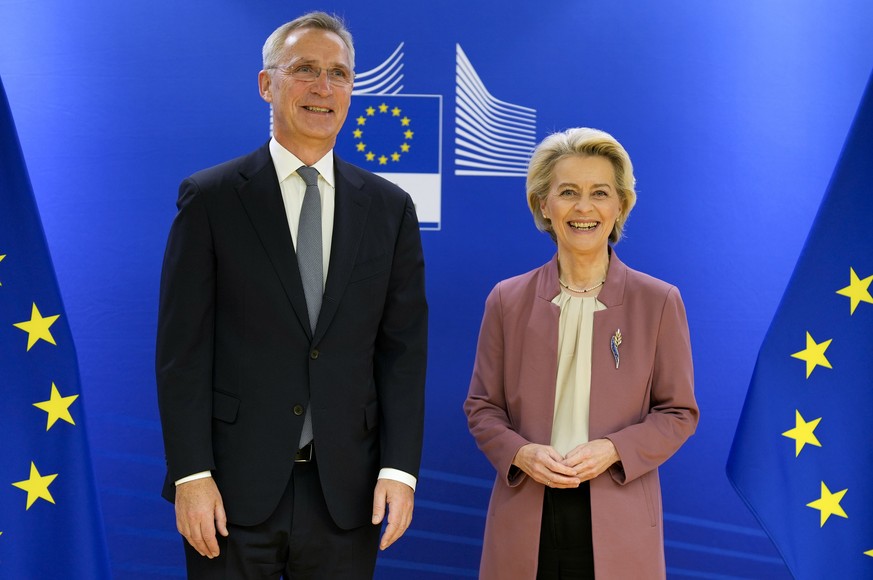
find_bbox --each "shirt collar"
[269,137,336,188]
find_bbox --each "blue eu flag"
[336,94,441,173]
[0,76,111,577]
[727,72,873,578]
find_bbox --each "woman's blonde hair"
[527,127,637,243]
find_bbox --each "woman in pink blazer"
[464,128,699,579]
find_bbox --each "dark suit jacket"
[156,142,428,529]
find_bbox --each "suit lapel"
[314,155,370,342]
[235,143,312,337]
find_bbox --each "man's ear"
[258,70,273,103]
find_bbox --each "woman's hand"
[563,438,620,482]
[512,444,581,488]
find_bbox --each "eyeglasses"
[267,64,354,87]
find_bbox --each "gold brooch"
[610,329,622,369]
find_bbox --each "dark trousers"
[536,482,595,580]
[184,455,381,579]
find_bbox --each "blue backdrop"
[1,1,871,577]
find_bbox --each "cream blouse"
[550,290,607,456]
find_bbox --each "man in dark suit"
[155,11,427,578]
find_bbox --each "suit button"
[293,405,304,416]
[310,349,319,359]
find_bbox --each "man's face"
[259,28,353,160]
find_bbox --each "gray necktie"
[296,165,322,448]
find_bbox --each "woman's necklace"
[559,278,605,293]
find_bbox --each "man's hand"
[371,478,414,551]
[175,477,228,558]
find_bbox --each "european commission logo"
[331,41,536,231]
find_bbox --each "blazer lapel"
[313,155,370,342]
[235,143,312,337]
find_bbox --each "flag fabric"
[0,76,111,577]
[727,72,873,578]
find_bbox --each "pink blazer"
[464,252,699,579]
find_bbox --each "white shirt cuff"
[378,468,417,491]
[175,471,212,486]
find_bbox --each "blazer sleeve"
[464,284,531,486]
[373,194,428,477]
[605,286,699,484]
[155,178,217,483]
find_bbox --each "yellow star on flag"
[34,382,79,430]
[0,253,6,286]
[865,549,873,557]
[806,481,848,527]
[404,130,414,139]
[353,129,362,138]
[365,106,375,116]
[401,116,410,126]
[836,267,873,315]
[791,332,832,378]
[378,155,388,165]
[356,142,366,152]
[13,303,60,351]
[378,103,389,113]
[365,152,375,161]
[356,116,366,126]
[781,410,821,456]
[400,143,410,153]
[391,107,401,116]
[11,462,58,510]
[391,152,400,162]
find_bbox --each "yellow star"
[391,152,401,162]
[378,155,388,165]
[356,116,366,126]
[865,549,873,557]
[13,303,60,351]
[356,142,366,152]
[365,106,375,116]
[391,107,401,117]
[404,130,414,139]
[400,143,410,153]
[782,410,821,457]
[353,129,363,138]
[11,462,58,510]
[836,267,873,315]
[365,152,375,162]
[34,382,79,431]
[0,253,6,286]
[400,116,411,126]
[806,481,848,527]
[378,103,389,113]
[791,332,832,378]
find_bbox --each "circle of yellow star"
[350,101,413,165]
[13,303,60,351]
[806,481,847,527]
[34,382,79,431]
[12,462,58,510]
[836,267,873,315]
[791,332,832,379]
[781,410,821,457]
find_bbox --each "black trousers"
[184,454,381,579]
[536,482,595,580]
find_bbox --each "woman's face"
[540,155,622,260]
